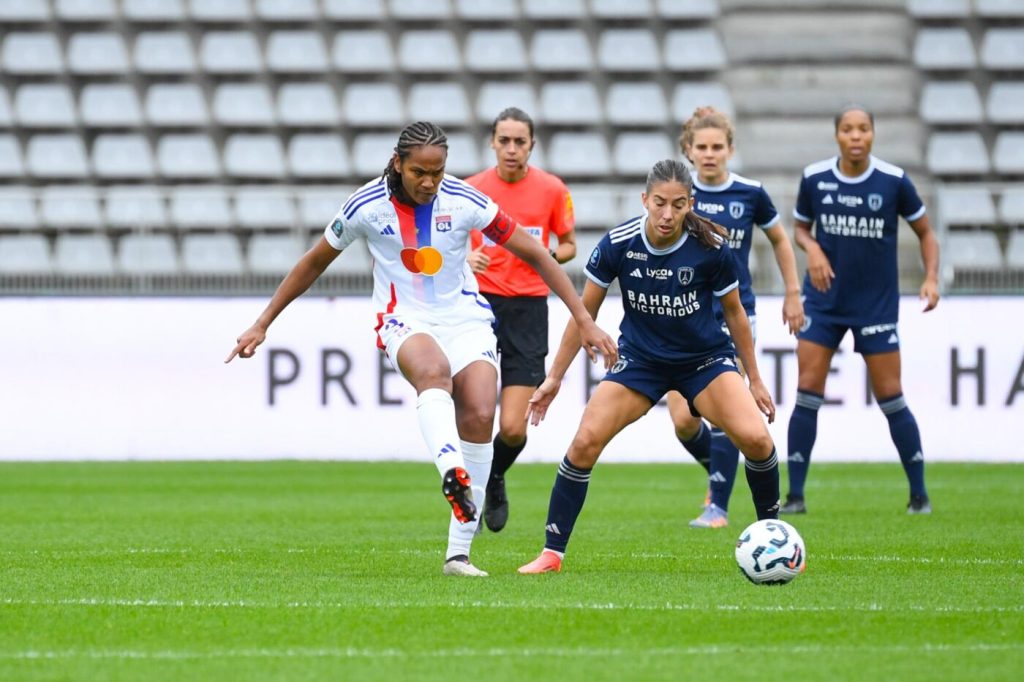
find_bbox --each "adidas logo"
[629,268,643,278]
[888,333,898,344]
[789,452,805,463]
[723,357,735,367]
[437,443,457,459]
[380,224,396,236]
[709,471,727,483]
[910,451,924,463]
[545,523,561,535]
[822,194,834,205]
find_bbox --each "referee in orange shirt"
[466,107,577,533]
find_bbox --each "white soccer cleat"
[442,557,489,577]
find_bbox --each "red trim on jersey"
[374,282,399,350]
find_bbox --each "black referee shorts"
[482,293,549,388]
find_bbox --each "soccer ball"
[735,519,807,585]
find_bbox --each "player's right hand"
[467,245,490,273]
[526,376,562,426]
[578,320,618,369]
[806,249,835,293]
[225,324,266,363]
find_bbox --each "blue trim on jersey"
[714,280,740,297]
[343,187,387,220]
[461,289,493,310]
[341,180,386,215]
[440,184,488,209]
[442,177,489,202]
[414,200,435,301]
[440,179,489,208]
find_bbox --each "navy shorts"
[482,293,548,387]
[798,306,900,355]
[602,349,740,418]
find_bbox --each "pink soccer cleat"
[517,549,563,574]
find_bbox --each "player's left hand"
[920,278,940,312]
[749,377,776,424]
[782,291,805,335]
[577,320,618,369]
[526,376,562,426]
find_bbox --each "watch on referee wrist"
[550,249,558,260]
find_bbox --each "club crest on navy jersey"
[677,267,695,286]
[729,201,744,219]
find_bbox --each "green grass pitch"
[1,461,1022,681]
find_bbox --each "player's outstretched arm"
[764,223,805,334]
[226,237,341,363]
[502,226,617,368]
[721,289,776,423]
[527,280,608,425]
[793,218,834,293]
[909,214,940,312]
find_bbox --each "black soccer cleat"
[907,494,932,515]
[483,474,509,532]
[780,494,807,514]
[442,467,477,523]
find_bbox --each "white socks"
[416,388,464,477]
[446,439,494,561]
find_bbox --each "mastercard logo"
[401,246,443,275]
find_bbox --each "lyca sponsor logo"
[837,194,863,207]
[697,201,725,215]
[646,267,673,280]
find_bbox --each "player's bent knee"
[674,416,702,441]
[568,429,604,469]
[732,428,774,461]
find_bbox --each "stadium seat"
[591,0,651,18]
[332,238,373,275]
[145,83,209,127]
[67,33,129,75]
[0,137,24,178]
[80,84,144,127]
[444,132,481,177]
[981,28,1024,70]
[189,0,252,21]
[352,133,397,177]
[56,0,117,21]
[266,31,329,73]
[1006,231,1024,268]
[105,186,168,229]
[906,0,970,17]
[919,82,983,125]
[944,231,1003,270]
[213,83,276,127]
[234,187,297,230]
[0,235,51,273]
[288,134,351,178]
[993,133,1024,175]
[224,135,287,179]
[0,87,11,128]
[407,83,471,127]
[656,0,719,19]
[41,186,102,228]
[671,82,735,120]
[664,30,726,71]
[118,234,179,275]
[170,186,232,229]
[464,30,528,73]
[248,233,305,273]
[937,186,998,228]
[547,133,613,178]
[532,29,593,72]
[606,83,669,127]
[181,234,245,274]
[332,31,395,73]
[54,234,115,275]
[342,83,405,127]
[200,32,263,74]
[2,33,63,75]
[300,189,345,228]
[123,0,186,21]
[14,84,77,128]
[613,132,674,176]
[27,135,90,178]
[976,0,1024,17]
[913,28,976,70]
[398,31,461,73]
[134,32,196,75]
[322,0,385,20]
[157,134,221,179]
[277,84,339,127]
[926,132,990,176]
[92,134,157,179]
[390,0,452,20]
[987,83,1024,125]
[477,82,537,123]
[523,0,585,19]
[0,188,37,229]
[563,230,604,276]
[0,1,51,21]
[540,81,603,125]
[569,185,624,230]
[255,0,318,20]
[455,0,518,20]
[1000,188,1024,225]
[597,30,662,72]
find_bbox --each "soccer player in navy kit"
[518,159,782,574]
[668,107,804,530]
[781,106,940,515]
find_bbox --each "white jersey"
[324,175,513,331]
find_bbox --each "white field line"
[0,642,1021,661]
[2,597,1022,614]
[3,546,1022,567]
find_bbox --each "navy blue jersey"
[585,213,739,363]
[692,173,779,317]
[794,156,925,324]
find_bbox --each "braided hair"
[383,121,448,196]
[645,159,727,249]
[678,106,735,164]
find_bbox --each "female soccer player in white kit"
[227,122,616,576]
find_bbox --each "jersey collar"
[639,210,689,255]
[692,172,735,193]
[831,156,877,184]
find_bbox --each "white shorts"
[378,314,499,377]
